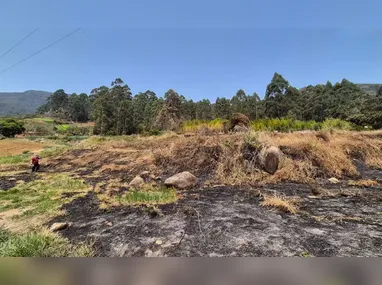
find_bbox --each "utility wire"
[0,28,81,75]
[0,28,39,60]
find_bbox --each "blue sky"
[0,0,381,101]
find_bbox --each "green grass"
[0,174,89,219]
[0,153,29,164]
[120,188,178,205]
[0,228,92,257]
[98,185,178,207]
[0,146,68,165]
[39,145,69,157]
[55,124,70,133]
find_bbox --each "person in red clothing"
[31,154,40,172]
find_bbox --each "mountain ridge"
[0,90,51,116]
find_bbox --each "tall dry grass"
[152,130,382,185]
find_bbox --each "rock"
[140,171,150,179]
[259,146,282,175]
[129,176,145,188]
[328,177,340,184]
[8,178,16,181]
[105,221,113,227]
[165,171,198,189]
[50,222,68,232]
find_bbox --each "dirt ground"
[48,169,382,257]
[0,140,46,156]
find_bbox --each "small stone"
[106,221,113,227]
[8,178,16,182]
[129,176,145,188]
[50,222,69,232]
[328,177,340,184]
[155,239,163,245]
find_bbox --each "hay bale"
[258,146,282,174]
[229,113,250,131]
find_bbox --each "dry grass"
[260,195,298,214]
[153,135,224,175]
[0,139,47,157]
[348,179,379,187]
[43,130,382,188]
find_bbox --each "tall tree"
[246,93,261,120]
[195,99,213,120]
[180,96,197,121]
[231,89,247,114]
[264,73,290,118]
[215,97,232,119]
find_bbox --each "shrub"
[251,118,321,132]
[181,118,228,133]
[0,119,25,137]
[321,118,354,131]
[24,120,55,136]
[55,124,92,136]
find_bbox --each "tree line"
[37,73,382,135]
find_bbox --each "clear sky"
[0,0,381,101]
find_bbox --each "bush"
[251,118,321,132]
[55,124,92,136]
[0,119,25,137]
[321,118,354,131]
[24,120,55,136]
[181,118,228,133]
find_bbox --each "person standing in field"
[31,154,40,172]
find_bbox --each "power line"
[0,28,39,60]
[0,28,81,75]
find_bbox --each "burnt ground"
[0,172,36,191]
[49,178,382,257]
[2,149,382,256]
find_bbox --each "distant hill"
[356,84,382,95]
[0,90,51,116]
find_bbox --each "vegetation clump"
[0,119,25,138]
